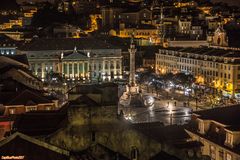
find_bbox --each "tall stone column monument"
[128,36,139,94]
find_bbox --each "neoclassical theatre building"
[19,38,123,81]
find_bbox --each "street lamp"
[195,97,198,110]
[169,106,173,125]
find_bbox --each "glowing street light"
[124,114,133,121]
[144,96,155,107]
[169,105,173,125]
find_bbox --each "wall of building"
[49,105,162,160]
[155,49,240,97]
[187,128,240,160]
[168,41,209,48]
[4,103,55,115]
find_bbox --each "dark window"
[105,63,108,69]
[64,63,67,74]
[91,131,95,142]
[85,63,88,72]
[110,63,114,69]
[74,63,77,74]
[131,147,139,160]
[111,72,114,79]
[69,64,72,74]
[219,150,224,159]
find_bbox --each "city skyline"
[0,0,240,159]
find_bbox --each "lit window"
[9,108,16,114]
[198,121,204,134]
[226,153,232,160]
[46,106,51,110]
[26,106,37,112]
[226,132,233,145]
[210,146,216,160]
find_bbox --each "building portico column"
[67,63,69,78]
[83,62,85,78]
[72,62,75,78]
[114,60,117,75]
[41,63,45,79]
[103,60,105,74]
[120,60,122,78]
[61,63,64,77]
[108,60,111,78]
[77,62,80,78]
[34,63,37,76]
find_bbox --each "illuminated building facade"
[0,34,18,55]
[88,51,122,82]
[0,90,57,116]
[0,7,37,30]
[62,48,89,79]
[101,7,152,28]
[62,47,122,81]
[210,26,228,47]
[178,18,192,34]
[110,23,158,42]
[19,38,123,82]
[155,47,240,98]
[174,1,197,8]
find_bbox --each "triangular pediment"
[63,51,88,60]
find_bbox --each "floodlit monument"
[128,36,139,94]
[119,36,154,108]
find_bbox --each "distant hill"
[16,0,55,4]
[0,0,19,10]
[211,0,240,6]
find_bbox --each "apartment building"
[186,105,240,160]
[178,18,192,34]
[155,47,240,98]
